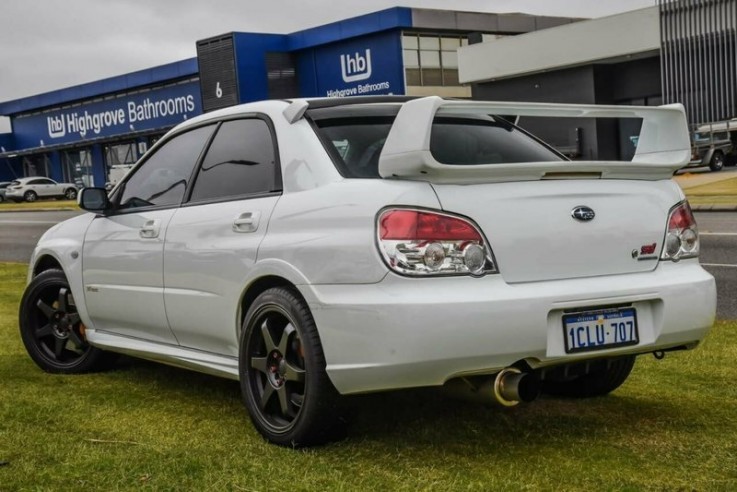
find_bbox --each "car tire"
[19,269,116,373]
[542,355,636,398]
[24,190,37,202]
[64,188,77,200]
[0,195,4,203]
[709,151,725,172]
[239,287,343,447]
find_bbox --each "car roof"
[171,96,420,135]
[16,177,52,182]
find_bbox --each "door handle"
[233,212,260,233]
[139,219,161,239]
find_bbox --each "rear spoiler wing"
[377,96,691,184]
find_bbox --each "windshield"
[309,105,563,178]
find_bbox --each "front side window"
[189,119,278,202]
[118,125,215,209]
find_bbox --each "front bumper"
[304,260,716,394]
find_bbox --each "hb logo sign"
[340,49,372,83]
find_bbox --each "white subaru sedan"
[19,96,716,446]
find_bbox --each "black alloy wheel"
[64,188,77,200]
[240,287,342,447]
[24,190,37,202]
[709,151,725,172]
[19,269,112,373]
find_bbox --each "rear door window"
[189,118,280,203]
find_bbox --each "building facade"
[459,1,737,161]
[0,7,577,184]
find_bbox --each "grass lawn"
[1,262,735,490]
[684,176,737,206]
[0,199,79,212]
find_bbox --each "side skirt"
[87,329,240,380]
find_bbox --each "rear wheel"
[19,269,114,373]
[64,188,77,200]
[543,356,636,398]
[709,151,725,172]
[239,287,342,447]
[24,190,37,202]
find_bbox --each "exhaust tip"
[493,368,541,406]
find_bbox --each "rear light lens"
[661,201,699,261]
[377,208,497,276]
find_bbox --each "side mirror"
[79,187,111,213]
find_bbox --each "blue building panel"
[0,133,14,152]
[0,58,198,116]
[286,7,412,51]
[12,81,202,148]
[299,31,405,97]
[231,33,290,103]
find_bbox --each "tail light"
[376,208,497,277]
[661,201,699,262]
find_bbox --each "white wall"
[459,6,660,84]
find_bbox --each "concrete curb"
[690,204,737,212]
[0,208,79,213]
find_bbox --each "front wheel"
[239,287,342,447]
[19,269,114,373]
[64,188,77,200]
[543,356,636,398]
[709,151,725,172]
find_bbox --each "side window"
[28,179,44,185]
[119,125,215,209]
[39,179,55,185]
[189,119,278,203]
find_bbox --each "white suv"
[5,177,78,202]
[19,96,716,447]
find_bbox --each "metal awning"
[0,125,173,159]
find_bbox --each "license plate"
[562,307,638,354]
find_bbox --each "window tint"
[313,116,395,178]
[119,125,215,209]
[430,117,563,165]
[38,178,56,185]
[310,107,563,178]
[189,119,278,202]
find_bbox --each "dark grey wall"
[472,66,599,159]
[472,56,663,160]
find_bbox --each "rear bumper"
[304,260,716,394]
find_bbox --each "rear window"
[430,116,564,165]
[310,106,563,178]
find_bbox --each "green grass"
[684,176,737,206]
[1,262,735,490]
[0,199,79,212]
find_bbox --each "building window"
[22,154,50,177]
[104,141,138,184]
[402,33,467,87]
[62,148,94,188]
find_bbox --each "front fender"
[29,213,95,329]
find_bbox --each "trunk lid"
[432,179,679,283]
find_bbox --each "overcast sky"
[0,0,653,132]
